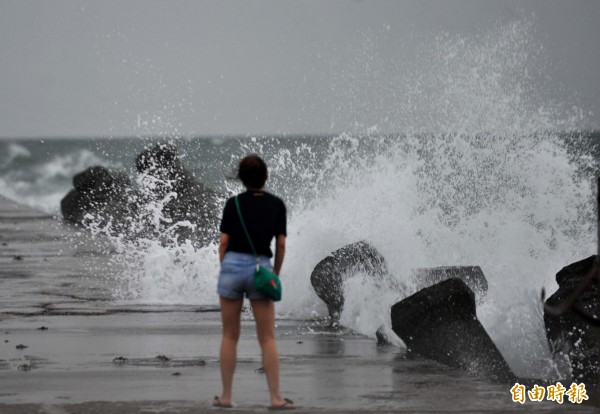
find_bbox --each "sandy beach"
[0,194,597,413]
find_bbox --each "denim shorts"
[217,251,273,300]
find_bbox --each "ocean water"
[1,18,599,382]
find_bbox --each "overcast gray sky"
[1,0,599,138]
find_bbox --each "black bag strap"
[234,195,259,259]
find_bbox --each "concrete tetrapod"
[391,278,516,383]
[412,266,488,304]
[544,255,600,387]
[310,241,387,322]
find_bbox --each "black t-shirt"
[219,190,287,258]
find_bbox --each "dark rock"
[37,326,48,331]
[15,344,27,350]
[391,279,515,383]
[412,266,488,303]
[135,143,179,175]
[375,325,391,346]
[544,255,600,386]
[134,143,221,246]
[61,165,132,229]
[374,324,404,347]
[155,355,170,362]
[172,372,181,376]
[310,241,387,321]
[60,189,85,224]
[73,165,129,195]
[60,144,222,247]
[12,255,23,261]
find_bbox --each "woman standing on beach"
[214,155,294,410]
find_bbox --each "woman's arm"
[219,233,230,263]
[273,234,286,276]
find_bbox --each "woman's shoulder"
[263,191,286,205]
[223,194,241,210]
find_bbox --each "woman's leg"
[218,296,244,406]
[251,299,293,407]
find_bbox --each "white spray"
[85,18,595,380]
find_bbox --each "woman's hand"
[219,233,230,263]
[273,234,286,275]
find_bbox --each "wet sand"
[0,195,597,413]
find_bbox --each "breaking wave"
[3,18,596,380]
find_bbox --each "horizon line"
[1,129,599,141]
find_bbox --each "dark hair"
[237,155,268,189]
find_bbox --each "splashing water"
[252,19,594,379]
[78,18,596,380]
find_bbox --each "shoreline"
[0,194,597,413]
